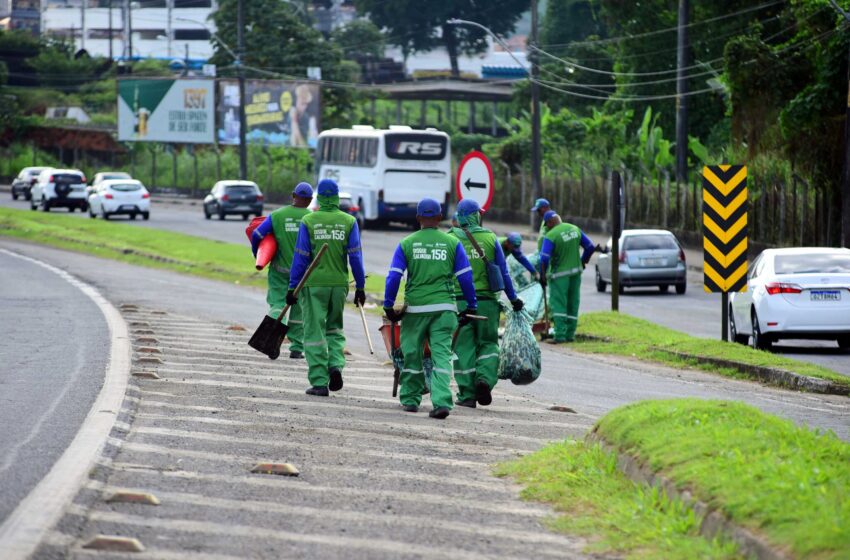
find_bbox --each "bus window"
[319,137,378,168]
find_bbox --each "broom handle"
[275,243,329,323]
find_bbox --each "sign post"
[611,171,624,312]
[702,165,748,342]
[456,151,494,211]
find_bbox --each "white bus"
[315,125,451,227]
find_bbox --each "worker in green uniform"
[450,199,523,408]
[250,182,313,359]
[384,198,478,419]
[287,179,366,396]
[531,198,552,252]
[499,232,539,282]
[538,211,596,343]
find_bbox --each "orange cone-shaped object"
[255,236,277,271]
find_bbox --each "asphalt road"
[0,249,109,526]
[2,192,846,375]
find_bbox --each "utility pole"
[530,0,543,228]
[236,0,248,180]
[125,0,133,61]
[675,0,689,184]
[108,0,113,60]
[80,0,86,51]
[828,0,850,248]
[167,0,173,58]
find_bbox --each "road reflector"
[251,462,300,476]
[106,491,161,505]
[226,324,247,331]
[549,405,577,413]
[132,371,161,379]
[129,321,150,327]
[120,304,139,311]
[136,356,163,365]
[82,535,145,552]
[135,336,158,344]
[137,347,162,354]
[151,310,168,315]
[133,329,155,335]
[702,165,748,293]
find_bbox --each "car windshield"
[102,173,131,181]
[624,234,678,250]
[54,174,84,184]
[774,253,850,274]
[225,186,257,196]
[111,183,141,192]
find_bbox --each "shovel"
[248,243,329,359]
[357,303,375,354]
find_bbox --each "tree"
[354,0,529,78]
[27,40,103,90]
[331,19,386,60]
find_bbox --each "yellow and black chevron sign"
[703,165,748,293]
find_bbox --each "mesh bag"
[498,308,542,385]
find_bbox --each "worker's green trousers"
[399,311,457,410]
[453,299,501,403]
[301,286,347,387]
[267,271,303,353]
[550,273,581,341]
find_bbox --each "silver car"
[595,229,687,294]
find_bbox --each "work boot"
[429,407,450,420]
[475,380,492,406]
[544,338,563,345]
[402,404,419,413]
[455,399,477,408]
[289,350,304,359]
[328,367,343,392]
[305,386,329,397]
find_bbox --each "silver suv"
[30,168,88,212]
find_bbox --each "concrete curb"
[586,431,790,560]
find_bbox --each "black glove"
[511,298,524,312]
[458,307,477,327]
[354,289,366,307]
[384,307,401,323]
[285,289,298,306]
[595,243,608,254]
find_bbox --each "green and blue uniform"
[499,236,536,276]
[384,228,476,410]
[539,223,595,341]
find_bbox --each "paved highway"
[0,250,109,526]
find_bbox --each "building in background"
[0,0,41,34]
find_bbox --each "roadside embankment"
[499,399,850,560]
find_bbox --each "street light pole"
[236,0,248,181]
[530,0,543,229]
[675,0,689,185]
[828,0,850,248]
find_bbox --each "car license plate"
[810,290,841,301]
[641,258,664,267]
[120,204,136,211]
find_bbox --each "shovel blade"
[248,315,288,360]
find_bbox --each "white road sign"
[456,151,494,211]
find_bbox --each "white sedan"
[88,179,151,220]
[730,248,850,351]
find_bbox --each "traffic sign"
[703,165,748,293]
[456,151,494,211]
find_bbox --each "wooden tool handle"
[275,243,329,322]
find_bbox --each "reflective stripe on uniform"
[540,251,551,258]
[477,353,499,362]
[454,266,472,277]
[406,303,457,314]
[567,315,578,320]
[274,264,291,274]
[326,328,343,334]
[304,340,325,347]
[432,368,451,375]
[389,267,405,275]
[295,247,311,257]
[348,246,361,254]
[551,267,581,278]
[288,320,303,325]
[454,368,476,375]
[402,368,423,374]
[553,312,568,317]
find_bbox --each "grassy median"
[573,310,850,389]
[498,399,850,559]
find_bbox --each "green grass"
[495,439,743,559]
[573,311,849,389]
[596,399,850,558]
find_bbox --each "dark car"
[11,167,51,200]
[203,180,264,220]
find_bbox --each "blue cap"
[531,198,550,211]
[543,210,557,222]
[417,198,442,218]
[317,179,339,197]
[456,198,481,217]
[506,232,522,247]
[293,182,313,198]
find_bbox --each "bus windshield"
[384,133,447,161]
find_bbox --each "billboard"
[118,79,215,144]
[217,80,320,148]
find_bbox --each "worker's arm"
[539,237,554,270]
[580,231,596,265]
[288,223,312,289]
[250,216,273,257]
[383,244,407,308]
[494,243,518,301]
[454,244,477,309]
[512,248,537,275]
[347,222,366,290]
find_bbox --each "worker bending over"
[384,198,477,419]
[287,179,366,396]
[251,182,313,359]
[538,211,596,343]
[499,232,538,282]
[450,199,522,408]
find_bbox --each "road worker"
[449,199,523,408]
[287,179,366,396]
[384,198,477,419]
[499,232,539,282]
[538,211,596,344]
[251,182,313,359]
[531,198,552,252]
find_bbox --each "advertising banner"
[217,80,320,148]
[118,78,215,144]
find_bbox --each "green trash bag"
[498,307,542,385]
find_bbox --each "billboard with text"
[118,78,214,144]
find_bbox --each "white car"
[88,171,132,196]
[730,248,850,350]
[30,168,88,212]
[88,179,150,220]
